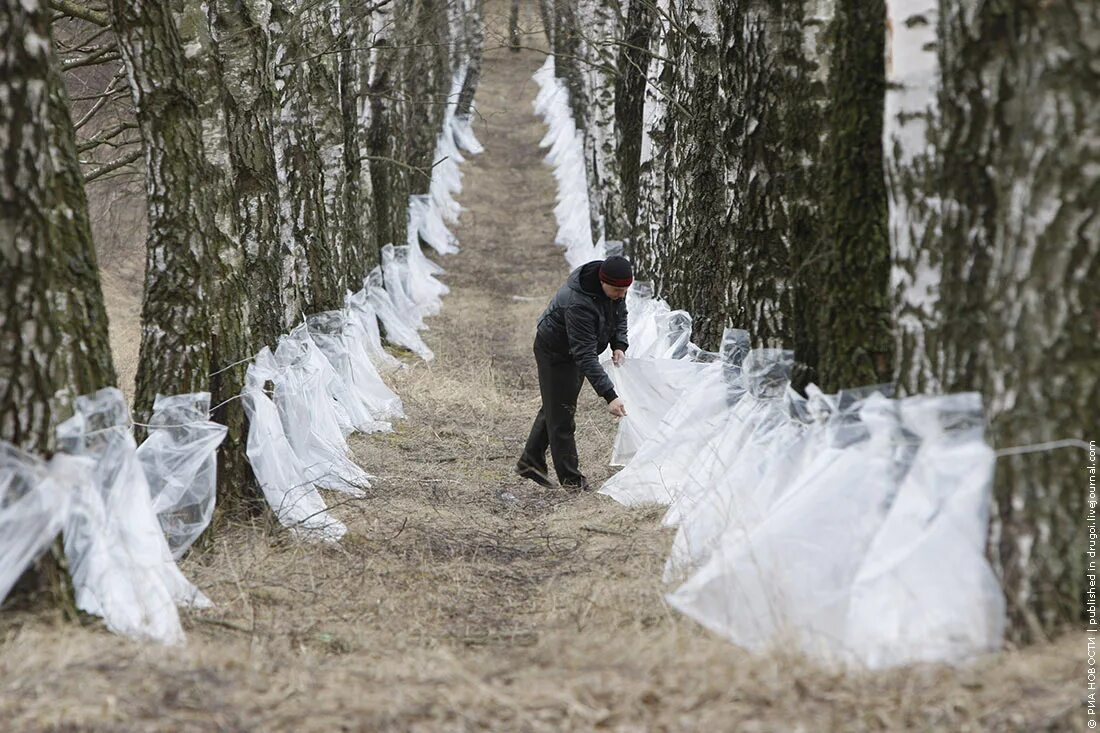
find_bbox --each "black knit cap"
[599,255,634,287]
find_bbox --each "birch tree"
[398,0,452,199]
[340,0,378,284]
[368,1,410,250]
[889,0,1100,639]
[110,0,253,496]
[1,0,117,454]
[209,0,287,348]
[456,0,485,119]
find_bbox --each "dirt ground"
[0,3,1082,731]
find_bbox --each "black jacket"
[535,261,629,402]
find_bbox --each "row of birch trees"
[538,0,1098,641]
[1,0,483,513]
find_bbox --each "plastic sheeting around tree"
[365,267,434,361]
[381,244,428,331]
[345,289,404,373]
[843,392,1005,668]
[622,283,693,360]
[666,392,908,661]
[0,443,79,602]
[453,112,485,156]
[242,349,348,543]
[604,357,711,467]
[57,387,211,645]
[135,392,226,559]
[307,310,398,432]
[532,57,606,268]
[273,330,371,495]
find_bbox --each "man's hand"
[612,349,626,366]
[608,397,627,417]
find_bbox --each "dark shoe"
[516,462,555,488]
[560,478,590,493]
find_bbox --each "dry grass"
[0,3,1083,731]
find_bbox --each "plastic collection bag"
[135,392,227,559]
[345,289,403,372]
[273,329,371,495]
[535,58,1004,669]
[605,357,710,466]
[57,388,211,644]
[533,57,606,268]
[365,267,435,361]
[0,443,78,601]
[306,311,397,433]
[242,350,348,542]
[843,393,1005,668]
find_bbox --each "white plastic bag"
[306,311,392,434]
[605,357,711,466]
[666,392,906,662]
[843,392,1005,668]
[273,332,371,495]
[242,349,348,542]
[345,288,404,372]
[58,388,211,644]
[662,350,799,580]
[135,392,226,559]
[0,443,76,603]
[365,267,434,361]
[600,330,751,507]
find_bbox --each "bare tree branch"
[61,43,119,70]
[83,148,142,183]
[77,121,137,152]
[48,0,110,27]
[73,67,126,130]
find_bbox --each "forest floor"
[0,3,1083,731]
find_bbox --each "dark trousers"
[519,339,586,486]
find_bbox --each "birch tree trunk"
[368,2,409,249]
[890,0,1100,639]
[614,0,653,251]
[340,0,377,283]
[814,0,892,390]
[309,0,350,305]
[576,0,627,243]
[399,0,451,198]
[456,0,485,119]
[271,0,334,316]
[111,0,253,499]
[209,0,286,349]
[1,1,117,454]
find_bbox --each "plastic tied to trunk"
[666,391,919,665]
[381,244,429,331]
[604,357,711,467]
[273,329,371,495]
[242,348,348,542]
[599,329,751,507]
[0,443,80,603]
[345,288,404,372]
[532,57,605,268]
[400,224,450,319]
[365,267,434,361]
[661,349,798,581]
[622,283,694,360]
[660,348,795,531]
[57,387,211,645]
[307,311,396,434]
[135,392,226,559]
[842,392,1005,668]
